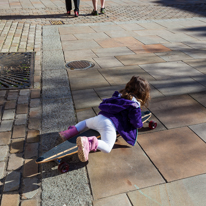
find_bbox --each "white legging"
[75,115,116,153]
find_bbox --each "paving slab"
[156,51,193,61]
[149,95,206,129]
[4,171,21,192]
[67,68,110,90]
[135,35,169,45]
[129,44,171,54]
[74,32,110,40]
[183,58,206,74]
[189,123,206,143]
[87,137,165,200]
[64,49,98,60]
[92,47,135,57]
[98,65,155,86]
[116,53,165,65]
[190,91,206,108]
[76,108,96,122]
[118,23,145,31]
[62,39,101,51]
[182,49,206,59]
[96,36,143,48]
[138,127,206,182]
[128,174,206,206]
[140,61,203,80]
[59,26,96,35]
[150,78,206,96]
[94,56,124,68]
[93,193,132,206]
[72,89,102,109]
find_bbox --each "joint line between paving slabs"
[137,141,168,183]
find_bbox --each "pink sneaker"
[59,126,79,141]
[76,136,98,162]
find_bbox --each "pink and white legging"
[75,115,116,153]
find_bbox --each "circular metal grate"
[0,52,33,89]
[65,60,95,70]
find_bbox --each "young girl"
[59,76,150,162]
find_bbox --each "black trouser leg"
[65,0,72,11]
[74,0,80,12]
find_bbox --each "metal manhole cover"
[0,52,34,90]
[50,20,64,25]
[65,60,95,70]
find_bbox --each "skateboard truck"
[55,159,69,173]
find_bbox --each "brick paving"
[1,0,206,205]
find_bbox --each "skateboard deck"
[36,111,154,165]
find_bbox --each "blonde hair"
[119,76,150,107]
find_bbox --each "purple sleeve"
[128,107,143,129]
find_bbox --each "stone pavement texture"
[1,0,206,206]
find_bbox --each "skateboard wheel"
[58,162,69,173]
[149,121,157,129]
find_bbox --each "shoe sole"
[76,136,87,162]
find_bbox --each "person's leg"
[74,0,80,12]
[59,120,87,141]
[65,0,72,14]
[86,115,116,152]
[91,0,98,15]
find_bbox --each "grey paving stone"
[150,78,206,96]
[0,120,13,132]
[99,65,155,86]
[18,96,29,104]
[7,153,24,171]
[116,53,165,66]
[2,109,15,120]
[128,174,206,206]
[42,98,76,133]
[92,47,135,57]
[72,89,102,110]
[140,61,203,80]
[182,49,206,59]
[0,162,5,179]
[0,132,11,145]
[76,108,96,122]
[156,51,192,61]
[19,89,30,96]
[93,193,131,206]
[15,114,27,125]
[190,91,206,108]
[22,177,39,199]
[162,42,191,51]
[62,39,101,51]
[189,123,206,143]
[4,171,20,192]
[183,41,206,50]
[183,58,206,74]
[67,68,109,91]
[0,146,8,161]
[135,35,169,45]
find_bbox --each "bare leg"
[100,0,105,8]
[92,0,98,11]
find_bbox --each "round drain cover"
[65,60,95,70]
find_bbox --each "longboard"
[36,111,156,172]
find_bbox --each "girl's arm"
[128,107,143,129]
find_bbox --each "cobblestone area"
[1,3,206,25]
[0,20,42,206]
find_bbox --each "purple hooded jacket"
[98,91,143,146]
